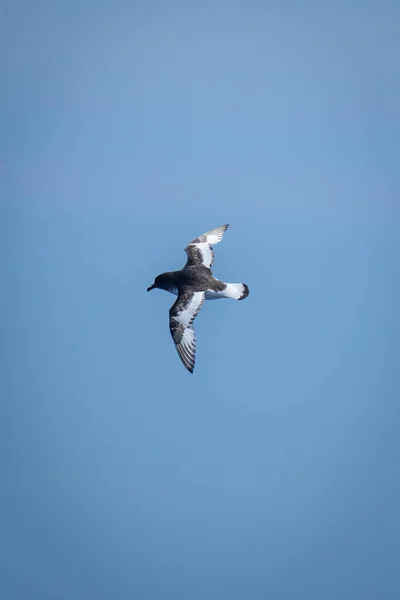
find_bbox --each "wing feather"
[184,224,229,269]
[169,290,205,373]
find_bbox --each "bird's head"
[147,274,169,292]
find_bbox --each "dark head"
[147,273,172,292]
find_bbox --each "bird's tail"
[224,283,249,301]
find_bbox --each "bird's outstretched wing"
[184,224,229,269]
[169,289,205,373]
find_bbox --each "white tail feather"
[205,283,249,301]
[224,283,249,300]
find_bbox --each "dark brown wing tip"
[182,358,195,374]
[218,224,229,235]
[175,344,196,374]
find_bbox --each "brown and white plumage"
[184,224,229,269]
[169,290,205,374]
[147,224,249,374]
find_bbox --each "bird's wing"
[169,289,206,373]
[184,224,229,269]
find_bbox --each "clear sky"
[2,1,399,599]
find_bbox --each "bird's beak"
[147,284,155,292]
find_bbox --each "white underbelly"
[205,290,226,300]
[167,287,228,300]
[166,285,179,295]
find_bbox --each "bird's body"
[147,224,249,373]
[148,266,231,297]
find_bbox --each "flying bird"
[147,224,249,373]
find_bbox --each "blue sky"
[2,1,399,599]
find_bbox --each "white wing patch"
[198,224,229,246]
[169,291,205,373]
[184,224,229,269]
[192,243,214,268]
